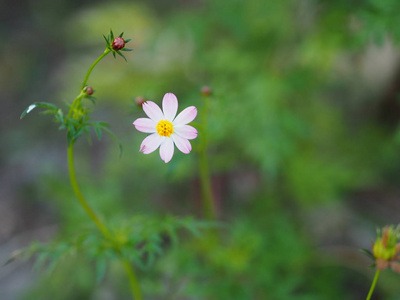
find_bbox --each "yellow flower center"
[156,120,174,137]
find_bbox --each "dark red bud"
[135,96,145,107]
[112,37,125,51]
[84,86,94,95]
[201,86,212,96]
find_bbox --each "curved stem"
[366,269,380,300]
[198,95,217,221]
[67,93,84,119]
[122,259,143,300]
[68,143,142,299]
[68,49,110,119]
[67,143,112,239]
[66,46,142,300]
[81,49,110,89]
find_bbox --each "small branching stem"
[198,94,217,221]
[366,269,380,300]
[68,49,111,119]
[67,93,84,119]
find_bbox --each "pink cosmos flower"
[133,93,198,163]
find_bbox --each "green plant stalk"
[198,94,217,221]
[122,259,143,300]
[67,144,111,239]
[199,147,216,221]
[366,269,380,300]
[67,92,84,119]
[81,48,111,89]
[68,49,111,119]
[65,49,143,300]
[67,144,143,300]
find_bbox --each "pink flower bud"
[112,37,125,51]
[84,86,94,95]
[135,96,145,107]
[201,86,212,96]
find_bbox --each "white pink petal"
[133,118,156,133]
[142,101,164,122]
[162,93,178,121]
[159,138,174,163]
[139,134,163,154]
[172,134,192,154]
[173,106,197,125]
[174,125,198,140]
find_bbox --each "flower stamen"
[156,120,174,137]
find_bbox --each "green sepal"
[110,29,114,42]
[360,248,375,261]
[124,39,132,43]
[103,35,110,46]
[112,51,116,59]
[84,95,96,104]
[121,48,133,52]
[116,51,127,62]
[119,32,124,38]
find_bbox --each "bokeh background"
[2,0,400,299]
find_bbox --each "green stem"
[199,148,216,221]
[198,95,217,221]
[122,259,143,300]
[67,143,112,239]
[366,269,380,300]
[67,93,84,119]
[67,143,142,299]
[66,46,142,300]
[68,49,110,119]
[81,49,110,89]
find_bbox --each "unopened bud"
[372,226,399,267]
[84,86,94,95]
[135,96,145,107]
[201,86,212,96]
[112,37,125,51]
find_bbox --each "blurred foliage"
[13,215,208,272]
[144,194,360,299]
[12,215,210,300]
[5,0,400,298]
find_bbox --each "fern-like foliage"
[6,215,213,282]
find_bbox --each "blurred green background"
[2,0,400,299]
